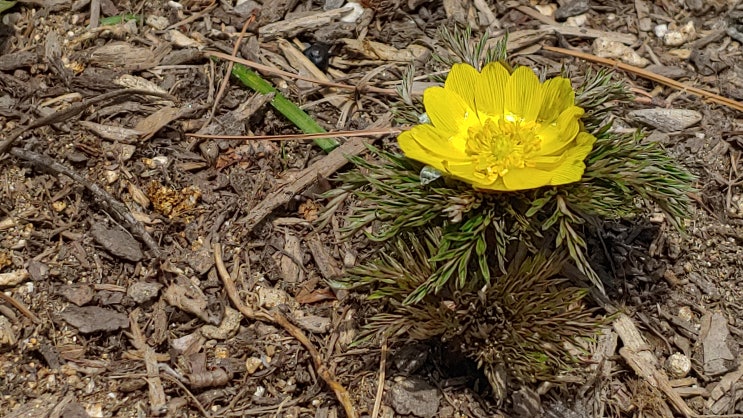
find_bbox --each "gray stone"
[388,377,440,418]
[701,312,738,376]
[554,0,590,21]
[127,281,163,304]
[628,109,702,132]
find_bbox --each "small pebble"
[127,282,163,304]
[245,357,263,374]
[566,14,587,27]
[665,353,692,378]
[534,4,557,16]
[340,1,364,23]
[593,38,649,67]
[678,306,694,322]
[663,21,695,46]
[145,15,169,30]
[654,24,668,39]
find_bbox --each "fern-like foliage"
[319,26,694,398]
[324,63,693,302]
[348,231,602,396]
[435,26,508,71]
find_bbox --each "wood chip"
[135,106,194,141]
[129,309,167,416]
[87,42,171,71]
[79,121,144,143]
[238,134,382,234]
[60,306,129,334]
[340,38,430,62]
[306,234,342,280]
[0,51,37,71]
[628,109,703,133]
[259,7,353,39]
[90,222,144,262]
[613,314,696,417]
[279,232,304,283]
[509,3,637,44]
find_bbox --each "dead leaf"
[295,287,336,304]
[87,41,171,71]
[341,38,429,61]
[135,106,192,141]
[164,282,212,324]
[79,121,144,143]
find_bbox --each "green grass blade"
[0,1,16,14]
[231,63,339,153]
[99,14,142,26]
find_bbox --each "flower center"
[464,116,542,181]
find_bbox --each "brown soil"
[1,0,743,417]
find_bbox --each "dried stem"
[9,147,161,256]
[212,243,358,418]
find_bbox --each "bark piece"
[90,222,144,262]
[60,306,129,333]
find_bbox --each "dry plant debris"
[0,0,742,417]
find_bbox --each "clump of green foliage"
[319,26,694,398]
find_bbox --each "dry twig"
[371,336,388,418]
[614,314,697,418]
[9,147,161,256]
[0,291,40,323]
[0,88,176,155]
[237,134,382,234]
[186,127,400,141]
[210,13,256,119]
[543,46,743,113]
[129,309,168,416]
[208,51,400,96]
[212,243,357,418]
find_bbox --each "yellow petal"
[444,63,481,110]
[504,66,543,122]
[537,106,584,155]
[530,154,566,169]
[398,125,469,173]
[476,62,510,115]
[537,77,575,124]
[472,178,507,191]
[444,162,506,190]
[501,167,554,190]
[547,133,596,185]
[548,160,587,185]
[424,86,472,136]
[575,131,597,147]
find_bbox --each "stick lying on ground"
[0,89,176,155]
[213,243,357,418]
[9,147,161,256]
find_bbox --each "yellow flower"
[398,62,596,191]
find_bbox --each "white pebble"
[566,14,587,27]
[665,353,692,378]
[663,21,695,46]
[340,1,364,23]
[654,24,668,38]
[593,38,649,67]
[534,4,557,17]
